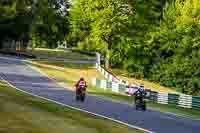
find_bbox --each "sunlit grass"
[110,69,180,94]
[27,48,96,60]
[27,60,105,89]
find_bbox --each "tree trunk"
[102,33,112,69]
[105,49,110,69]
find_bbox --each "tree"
[0,0,35,49]
[69,0,200,94]
[32,0,70,48]
[70,0,134,68]
[0,0,17,46]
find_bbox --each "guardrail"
[96,63,129,85]
[92,78,200,110]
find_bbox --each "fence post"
[150,91,158,102]
[96,63,98,69]
[118,84,126,93]
[96,52,101,65]
[112,82,119,93]
[108,74,113,81]
[96,79,101,88]
[105,71,109,79]
[92,78,96,86]
[100,80,104,89]
[168,93,179,106]
[106,80,112,89]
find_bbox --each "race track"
[0,55,199,133]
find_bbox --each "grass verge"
[0,80,145,133]
[27,48,96,60]
[110,68,179,94]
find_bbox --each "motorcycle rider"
[75,77,87,102]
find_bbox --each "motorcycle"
[76,86,86,102]
[134,90,147,111]
[135,97,146,111]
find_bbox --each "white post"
[112,82,119,93]
[96,52,101,65]
[92,78,96,86]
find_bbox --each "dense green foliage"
[32,0,70,48]
[1,0,200,95]
[0,0,32,48]
[69,0,200,95]
[156,0,200,94]
[0,0,70,49]
[0,0,16,39]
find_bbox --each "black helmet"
[80,77,84,81]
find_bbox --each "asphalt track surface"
[0,55,199,133]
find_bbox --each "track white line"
[0,74,3,80]
[0,56,155,133]
[0,56,21,61]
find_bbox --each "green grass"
[27,48,96,60]
[147,102,200,120]
[31,60,93,69]
[0,81,144,133]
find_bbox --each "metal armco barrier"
[96,63,128,85]
[192,96,200,110]
[157,93,168,104]
[178,95,192,109]
[150,91,158,102]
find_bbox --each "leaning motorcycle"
[135,96,146,111]
[76,86,86,102]
[134,91,147,111]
